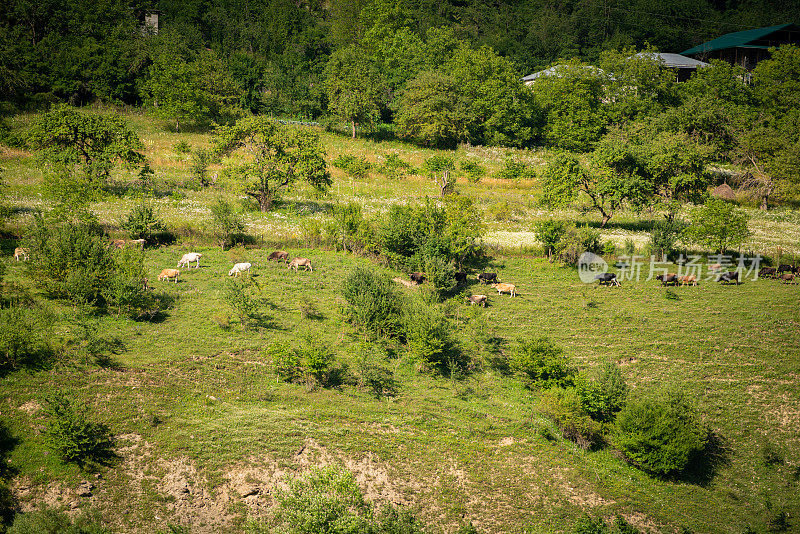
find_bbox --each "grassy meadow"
[1,110,800,533]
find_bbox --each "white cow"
[228,262,252,276]
[177,252,203,269]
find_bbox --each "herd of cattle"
[8,244,799,307]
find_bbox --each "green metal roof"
[681,23,797,55]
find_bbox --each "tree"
[208,198,245,249]
[140,37,240,132]
[394,70,467,149]
[28,105,145,182]
[213,117,331,211]
[423,155,456,197]
[323,45,384,138]
[684,198,750,253]
[529,62,609,151]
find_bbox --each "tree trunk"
[600,215,611,228]
[175,118,181,133]
[351,121,356,138]
[259,194,273,212]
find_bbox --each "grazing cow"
[780,272,795,284]
[229,262,252,276]
[758,267,777,278]
[268,250,289,263]
[717,271,740,285]
[595,272,620,286]
[455,272,467,284]
[777,264,798,274]
[410,272,426,284]
[466,294,488,307]
[491,282,516,297]
[478,272,497,285]
[177,252,202,269]
[679,274,698,286]
[656,273,680,286]
[157,268,180,283]
[13,247,29,261]
[288,258,312,272]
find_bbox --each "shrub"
[332,154,371,180]
[533,220,568,260]
[356,344,398,399]
[460,160,486,183]
[223,277,260,327]
[647,219,684,259]
[121,203,166,245]
[275,466,373,533]
[190,148,213,187]
[377,153,415,180]
[494,158,536,181]
[104,248,152,317]
[623,238,637,256]
[614,390,709,476]
[24,211,113,305]
[43,394,115,469]
[8,508,110,534]
[297,338,341,388]
[342,268,403,338]
[573,514,610,534]
[417,254,456,300]
[510,337,575,389]
[559,226,602,266]
[270,343,304,383]
[485,200,514,221]
[576,362,629,422]
[173,140,191,154]
[0,306,52,372]
[327,203,376,253]
[209,198,245,250]
[404,298,461,373]
[683,198,751,253]
[538,388,603,450]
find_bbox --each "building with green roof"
[681,23,799,70]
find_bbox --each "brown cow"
[491,282,516,297]
[157,269,180,283]
[13,247,29,261]
[679,275,698,286]
[268,250,289,262]
[466,294,488,307]
[780,272,795,284]
[288,258,313,272]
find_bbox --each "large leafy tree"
[684,198,751,253]
[323,45,385,138]
[28,104,145,181]
[213,117,331,211]
[529,62,609,151]
[394,71,467,149]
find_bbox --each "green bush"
[538,388,603,450]
[404,298,461,373]
[460,160,486,183]
[327,203,376,253]
[8,508,109,534]
[173,140,191,154]
[356,345,398,399]
[104,247,153,317]
[647,219,684,259]
[533,220,568,260]
[614,390,709,476]
[43,394,115,469]
[209,198,246,250]
[297,338,344,388]
[576,362,629,423]
[377,153,415,180]
[24,211,114,305]
[190,148,214,187]
[223,277,261,327]
[573,514,610,534]
[121,203,166,245]
[559,226,603,266]
[0,306,52,372]
[270,342,304,383]
[275,466,373,534]
[510,337,575,389]
[417,254,455,300]
[683,198,751,253]
[333,154,371,180]
[494,158,536,181]
[341,268,403,338]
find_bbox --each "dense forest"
[0,0,797,113]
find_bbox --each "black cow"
[595,272,620,286]
[777,264,797,274]
[478,272,497,284]
[717,271,740,285]
[655,273,679,286]
[455,272,467,284]
[758,267,777,278]
[410,272,426,284]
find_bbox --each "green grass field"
[1,110,800,533]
